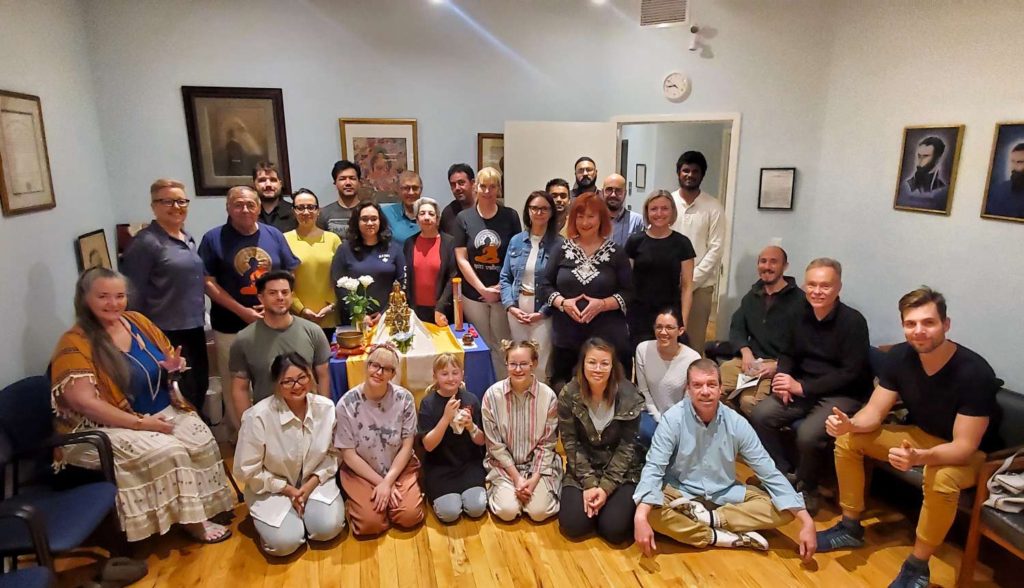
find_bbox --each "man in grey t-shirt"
[317,159,362,238]
[228,270,332,429]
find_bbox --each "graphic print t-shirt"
[453,206,521,302]
[198,222,301,334]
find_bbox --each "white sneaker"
[666,496,719,528]
[711,529,769,551]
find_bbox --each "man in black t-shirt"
[817,287,1000,588]
[440,163,475,237]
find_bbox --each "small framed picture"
[0,90,56,217]
[76,229,112,272]
[635,163,647,191]
[477,133,504,173]
[893,125,964,215]
[181,86,291,196]
[981,121,1024,223]
[340,118,418,204]
[758,168,796,210]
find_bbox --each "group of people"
[48,148,1002,588]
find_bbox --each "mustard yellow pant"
[647,485,793,548]
[834,425,985,547]
[720,358,773,417]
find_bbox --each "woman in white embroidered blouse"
[233,352,345,556]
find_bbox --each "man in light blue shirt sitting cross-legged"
[633,359,817,561]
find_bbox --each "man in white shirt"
[670,151,725,357]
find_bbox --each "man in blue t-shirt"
[382,170,424,244]
[817,286,1001,588]
[198,185,300,431]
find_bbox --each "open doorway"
[615,116,737,348]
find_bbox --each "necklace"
[123,325,163,403]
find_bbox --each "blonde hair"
[366,343,399,369]
[642,190,678,226]
[500,339,539,362]
[477,166,502,187]
[432,352,463,373]
[150,178,185,198]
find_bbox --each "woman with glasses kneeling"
[557,338,644,544]
[417,353,487,523]
[481,340,562,522]
[334,344,424,535]
[234,353,345,556]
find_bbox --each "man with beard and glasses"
[546,178,571,236]
[228,270,332,431]
[720,245,807,416]
[670,151,725,358]
[572,156,598,198]
[254,161,296,233]
[817,287,1000,588]
[603,173,644,247]
[440,163,476,237]
[984,142,1024,219]
[898,136,950,212]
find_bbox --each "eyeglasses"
[279,373,310,388]
[153,198,191,208]
[230,201,259,211]
[506,361,532,371]
[528,206,551,214]
[584,359,613,371]
[603,188,625,196]
[368,361,396,375]
[294,204,318,212]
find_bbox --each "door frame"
[610,112,742,339]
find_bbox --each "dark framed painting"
[339,118,418,203]
[893,124,963,215]
[758,167,796,210]
[181,86,290,196]
[981,121,1024,223]
[0,90,56,216]
[635,163,647,190]
[478,132,503,174]
[76,229,111,272]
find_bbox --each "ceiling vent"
[640,0,688,27]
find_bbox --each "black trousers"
[163,327,209,422]
[558,483,636,545]
[749,394,863,490]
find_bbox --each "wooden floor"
[50,459,1007,588]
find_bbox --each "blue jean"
[639,411,657,447]
[432,486,488,523]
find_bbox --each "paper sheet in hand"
[728,373,760,400]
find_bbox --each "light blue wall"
[0,0,116,383]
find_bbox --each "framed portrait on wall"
[477,133,503,173]
[181,86,291,196]
[981,122,1024,223]
[893,124,963,215]
[635,163,647,190]
[0,90,56,217]
[339,118,418,204]
[75,229,112,272]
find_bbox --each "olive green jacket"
[557,377,645,494]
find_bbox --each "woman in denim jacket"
[499,191,563,382]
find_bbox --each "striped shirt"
[481,377,561,481]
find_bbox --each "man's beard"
[910,166,937,191]
[577,175,595,189]
[607,199,622,212]
[259,193,279,203]
[1011,170,1024,193]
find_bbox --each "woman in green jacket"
[557,337,645,544]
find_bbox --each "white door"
[503,121,618,216]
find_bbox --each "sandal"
[184,521,233,544]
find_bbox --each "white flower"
[336,277,359,291]
[358,275,374,288]
[393,331,414,342]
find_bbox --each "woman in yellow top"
[284,189,343,340]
